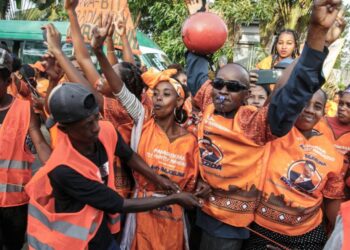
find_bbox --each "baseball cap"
[46,83,99,128]
[0,48,13,72]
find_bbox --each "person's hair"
[119,62,146,100]
[168,63,186,81]
[0,68,11,81]
[174,82,189,124]
[340,86,350,97]
[260,85,271,96]
[271,29,300,68]
[12,56,22,72]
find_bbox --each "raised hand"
[115,10,126,37]
[41,52,64,82]
[311,0,342,30]
[91,13,114,50]
[185,0,206,15]
[42,24,62,55]
[64,0,79,11]
[326,9,346,45]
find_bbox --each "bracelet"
[107,50,115,53]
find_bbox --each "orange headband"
[142,68,185,98]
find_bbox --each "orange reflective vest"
[0,98,34,207]
[341,201,350,250]
[131,119,199,250]
[256,126,344,236]
[25,121,121,250]
[198,104,267,227]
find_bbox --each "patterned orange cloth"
[193,80,213,112]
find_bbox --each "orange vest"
[198,104,267,227]
[341,201,350,250]
[131,119,199,250]
[256,126,343,236]
[0,98,34,207]
[25,121,121,250]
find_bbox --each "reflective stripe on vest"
[0,183,24,192]
[29,204,92,241]
[108,214,121,225]
[0,159,31,170]
[28,235,54,250]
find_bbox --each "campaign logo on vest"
[199,136,223,170]
[281,160,322,193]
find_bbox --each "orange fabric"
[7,81,31,100]
[325,100,338,117]
[256,56,273,70]
[193,80,213,112]
[0,98,34,207]
[103,93,152,198]
[103,93,152,145]
[341,201,350,250]
[25,121,121,250]
[317,117,350,190]
[198,104,272,227]
[131,119,199,250]
[31,61,46,72]
[256,126,344,236]
[36,78,49,97]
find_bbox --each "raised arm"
[267,0,342,137]
[117,14,136,65]
[64,0,104,108]
[106,18,118,66]
[91,15,143,122]
[29,109,51,163]
[44,24,90,87]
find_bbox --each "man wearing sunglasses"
[188,1,342,249]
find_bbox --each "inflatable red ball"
[182,12,228,55]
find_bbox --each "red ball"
[182,12,228,55]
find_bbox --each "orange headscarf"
[141,68,185,99]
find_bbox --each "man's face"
[63,113,101,144]
[212,65,249,114]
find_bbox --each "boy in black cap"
[26,82,201,250]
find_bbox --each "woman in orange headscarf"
[92,26,199,249]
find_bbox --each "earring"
[174,108,184,123]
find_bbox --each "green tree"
[129,0,315,65]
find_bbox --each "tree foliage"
[129,0,316,66]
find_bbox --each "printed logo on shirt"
[199,137,223,170]
[280,160,322,193]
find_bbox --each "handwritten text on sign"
[73,0,139,53]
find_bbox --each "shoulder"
[256,56,273,69]
[48,165,80,182]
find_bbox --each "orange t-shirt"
[198,104,274,227]
[256,126,344,236]
[317,117,350,196]
[131,119,199,250]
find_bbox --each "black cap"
[46,83,99,128]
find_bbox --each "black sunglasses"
[212,78,248,92]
